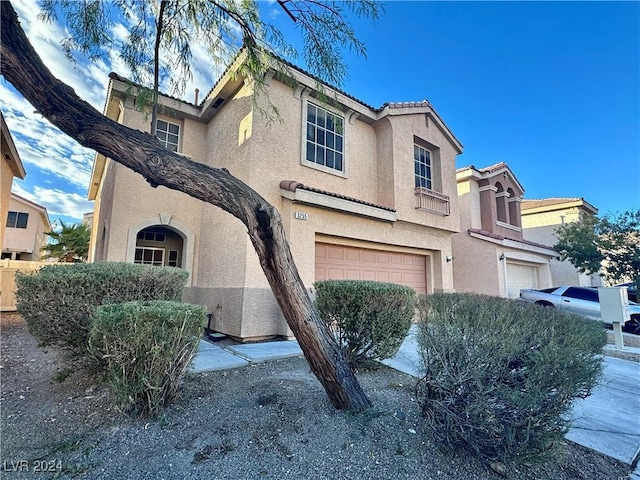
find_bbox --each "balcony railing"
[414,187,450,216]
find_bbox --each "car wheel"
[535,301,554,308]
[623,316,640,335]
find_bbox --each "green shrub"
[16,263,189,356]
[88,301,205,416]
[415,293,606,465]
[314,280,416,369]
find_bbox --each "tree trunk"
[0,2,372,412]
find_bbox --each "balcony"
[414,187,450,216]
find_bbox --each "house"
[2,192,51,261]
[1,112,27,249]
[87,54,463,340]
[453,163,557,299]
[521,197,602,287]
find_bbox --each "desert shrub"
[16,263,189,356]
[314,280,416,369]
[88,300,205,416]
[415,293,606,465]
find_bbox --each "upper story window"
[156,119,180,152]
[414,144,432,189]
[305,102,344,173]
[6,211,28,229]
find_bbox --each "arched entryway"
[126,215,195,286]
[134,226,184,267]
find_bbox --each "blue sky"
[2,1,638,225]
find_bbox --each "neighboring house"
[2,193,51,261]
[1,112,27,249]
[88,54,463,340]
[521,197,602,287]
[453,163,557,299]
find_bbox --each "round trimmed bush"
[314,280,416,369]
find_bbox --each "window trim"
[6,211,28,229]
[301,101,347,178]
[134,246,165,266]
[155,118,181,152]
[414,143,433,190]
[167,249,180,267]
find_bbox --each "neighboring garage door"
[315,243,427,294]
[506,262,538,299]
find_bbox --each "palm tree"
[41,220,90,263]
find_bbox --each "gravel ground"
[0,313,632,480]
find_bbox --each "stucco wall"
[93,70,463,340]
[522,206,601,287]
[3,197,48,260]
[0,159,14,249]
[452,233,502,296]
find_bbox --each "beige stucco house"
[2,193,51,261]
[88,55,463,340]
[521,197,602,287]
[453,163,557,299]
[1,112,27,250]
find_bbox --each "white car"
[518,286,640,335]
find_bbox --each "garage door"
[315,243,427,294]
[506,263,538,299]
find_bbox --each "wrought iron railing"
[414,187,450,216]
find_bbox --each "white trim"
[468,230,556,257]
[281,188,396,222]
[300,100,347,177]
[496,220,522,232]
[478,185,498,193]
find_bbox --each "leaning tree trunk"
[0,2,371,412]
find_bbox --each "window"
[414,144,432,189]
[168,250,180,267]
[137,231,166,242]
[6,211,28,229]
[305,102,344,172]
[563,287,599,303]
[156,119,180,152]
[134,247,164,266]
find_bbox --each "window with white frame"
[156,119,180,152]
[414,144,432,190]
[305,102,344,173]
[134,247,164,266]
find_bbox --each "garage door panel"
[315,243,427,294]
[377,271,390,283]
[506,263,538,299]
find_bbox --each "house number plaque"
[294,212,309,221]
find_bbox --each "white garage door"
[315,243,427,294]
[506,262,538,299]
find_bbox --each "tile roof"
[467,228,556,251]
[110,51,442,115]
[521,198,587,210]
[279,180,395,212]
[456,162,508,174]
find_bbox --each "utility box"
[598,286,629,349]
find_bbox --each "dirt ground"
[0,312,632,479]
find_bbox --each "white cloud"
[12,183,93,222]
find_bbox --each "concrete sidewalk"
[191,327,640,474]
